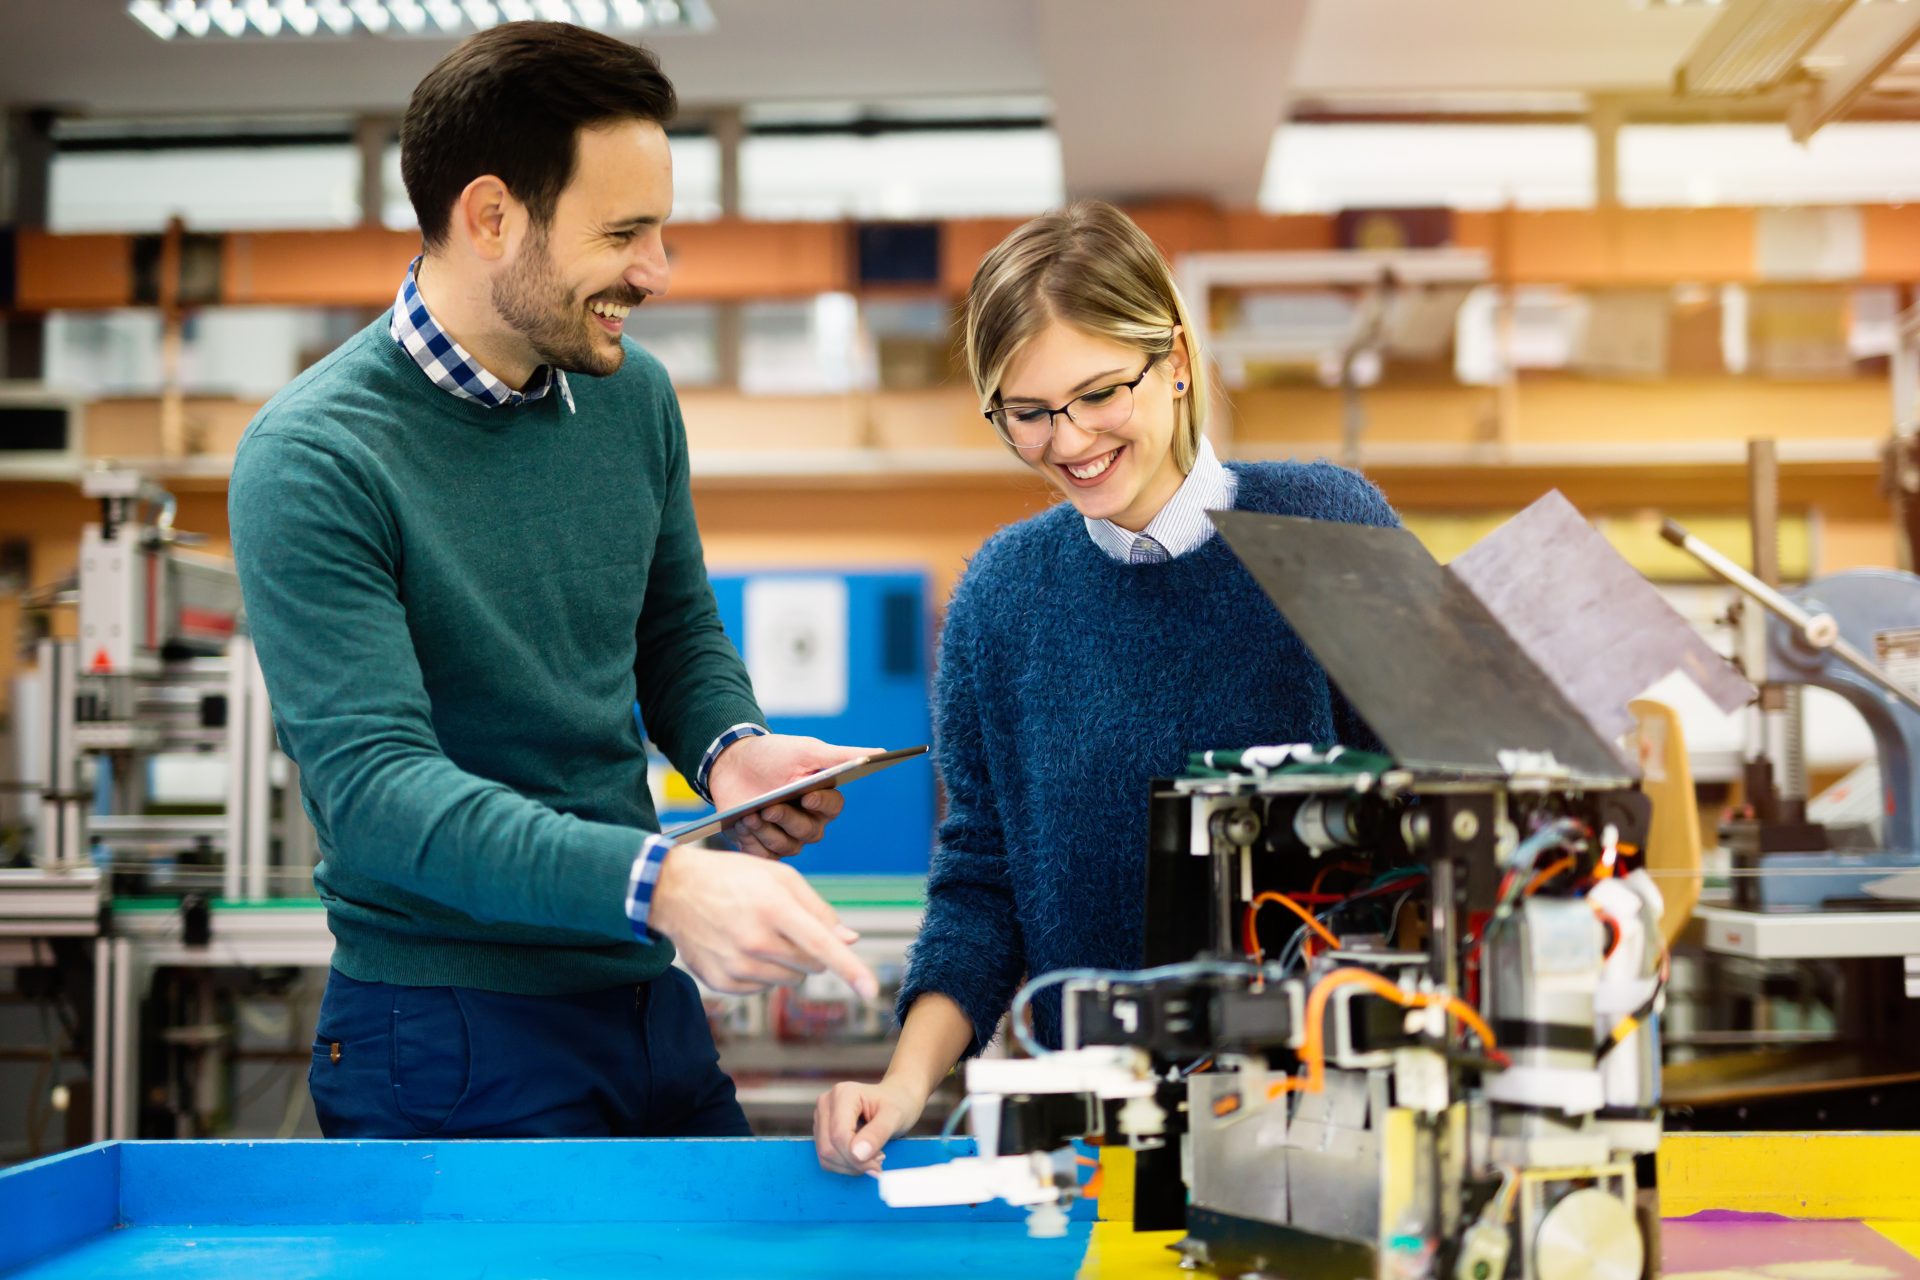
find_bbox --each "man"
[228,21,878,1140]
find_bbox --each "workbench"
[3,1135,1917,1278]
[0,875,927,1145]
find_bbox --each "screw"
[1407,813,1433,848]
[1452,810,1481,842]
[1222,810,1261,847]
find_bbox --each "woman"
[813,201,1397,1175]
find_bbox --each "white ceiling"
[0,0,1048,116]
[1293,0,1717,95]
[0,0,1724,117]
[0,0,1818,205]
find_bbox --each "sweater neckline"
[366,321,566,431]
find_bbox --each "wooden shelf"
[11,203,1920,312]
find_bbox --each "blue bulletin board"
[643,569,935,876]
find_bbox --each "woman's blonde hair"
[963,200,1209,473]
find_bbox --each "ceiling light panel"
[1676,0,1853,95]
[124,0,712,38]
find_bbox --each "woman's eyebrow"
[1003,366,1129,404]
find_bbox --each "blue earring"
[1175,382,1185,391]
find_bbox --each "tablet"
[660,745,930,843]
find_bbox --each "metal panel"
[1211,510,1632,781]
[1449,491,1754,740]
[1186,1073,1290,1226]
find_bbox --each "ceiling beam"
[1789,3,1920,140]
[1036,0,1310,206]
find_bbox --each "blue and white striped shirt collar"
[1084,434,1237,564]
[389,255,575,414]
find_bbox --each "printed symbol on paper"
[745,577,849,717]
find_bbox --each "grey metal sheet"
[1448,491,1755,741]
[1211,508,1632,781]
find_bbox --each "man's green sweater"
[229,320,763,994]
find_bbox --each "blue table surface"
[0,1138,1098,1280]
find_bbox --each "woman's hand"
[813,1078,925,1175]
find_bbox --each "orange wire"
[1244,891,1343,960]
[1524,855,1576,897]
[1592,904,1623,960]
[1266,966,1503,1101]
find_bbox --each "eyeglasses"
[984,355,1161,452]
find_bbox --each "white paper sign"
[744,576,849,717]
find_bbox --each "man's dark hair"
[400,21,677,249]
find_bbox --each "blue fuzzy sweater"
[897,461,1400,1055]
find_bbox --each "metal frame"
[0,867,111,1144]
[106,904,336,1139]
[34,639,84,870]
[1172,247,1492,456]
[223,635,277,901]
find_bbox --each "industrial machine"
[1654,437,1920,1136]
[881,496,1754,1279]
[1663,513,1920,912]
[4,470,319,1152]
[26,469,304,899]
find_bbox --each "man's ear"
[451,175,516,263]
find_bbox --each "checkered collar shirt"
[1084,434,1237,564]
[389,255,576,415]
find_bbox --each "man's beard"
[492,229,625,378]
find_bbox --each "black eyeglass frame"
[983,352,1164,451]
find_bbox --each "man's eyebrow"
[602,213,663,232]
[1002,366,1129,404]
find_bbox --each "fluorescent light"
[315,0,354,32]
[207,0,248,34]
[168,0,213,33]
[243,0,283,35]
[127,0,712,36]
[283,0,321,34]
[1677,0,1852,95]
[129,0,178,37]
